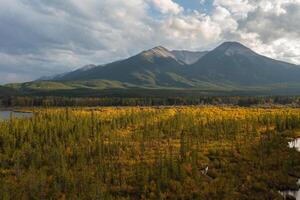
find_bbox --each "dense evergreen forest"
[1,107,300,199]
[1,96,300,107]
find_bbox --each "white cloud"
[255,0,295,15]
[212,6,238,33]
[150,0,183,14]
[232,0,300,63]
[214,0,255,19]
[159,13,221,49]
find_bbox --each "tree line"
[1,96,300,107]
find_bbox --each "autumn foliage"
[1,106,300,199]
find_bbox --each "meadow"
[1,106,300,200]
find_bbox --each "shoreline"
[0,107,33,113]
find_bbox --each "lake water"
[289,139,300,152]
[0,111,32,120]
[281,138,300,200]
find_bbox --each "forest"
[1,106,300,199]
[1,95,300,107]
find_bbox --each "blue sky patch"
[174,0,214,14]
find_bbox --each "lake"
[289,138,300,152]
[0,111,33,120]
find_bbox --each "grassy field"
[1,106,300,199]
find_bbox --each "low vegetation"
[1,107,300,199]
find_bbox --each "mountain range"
[6,42,300,95]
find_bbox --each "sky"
[0,0,300,84]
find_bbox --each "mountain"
[37,64,97,81]
[186,42,300,86]
[171,50,208,64]
[9,42,300,95]
[51,64,98,81]
[55,46,196,88]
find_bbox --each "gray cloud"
[239,2,300,42]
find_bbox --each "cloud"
[0,0,154,82]
[199,0,206,5]
[212,6,238,33]
[233,0,300,63]
[214,0,255,19]
[0,0,299,84]
[158,12,221,50]
[240,1,300,41]
[150,0,183,14]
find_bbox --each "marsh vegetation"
[1,106,300,199]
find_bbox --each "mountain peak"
[151,46,169,51]
[215,41,254,56]
[141,46,176,60]
[220,41,245,47]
